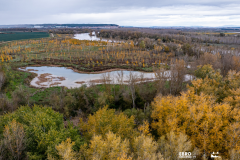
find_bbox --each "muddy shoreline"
[16,65,194,89]
[18,64,137,74]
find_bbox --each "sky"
[1,0,240,27]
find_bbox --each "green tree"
[139,41,145,49]
[0,105,83,159]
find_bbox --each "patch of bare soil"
[64,117,80,127]
[124,77,155,83]
[89,79,112,83]
[35,73,52,85]
[25,64,62,67]
[70,67,133,74]
[136,77,155,82]
[35,73,66,87]
[50,82,61,87]
[75,81,85,84]
[20,61,136,74]
[27,69,39,72]
[58,77,66,81]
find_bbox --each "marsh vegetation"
[0,28,240,159]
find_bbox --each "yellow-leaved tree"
[132,134,163,160]
[117,153,133,160]
[223,70,240,107]
[80,131,130,160]
[79,106,136,140]
[158,131,194,160]
[151,89,240,158]
[138,121,151,136]
[55,138,76,160]
[191,65,240,104]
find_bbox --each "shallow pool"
[73,32,118,42]
[19,66,194,88]
[19,66,160,88]
[74,33,102,41]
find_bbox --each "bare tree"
[229,149,240,160]
[4,120,26,160]
[116,70,124,89]
[0,140,5,160]
[50,87,67,112]
[227,122,240,160]
[101,72,112,95]
[139,72,144,83]
[0,72,5,90]
[197,52,222,71]
[221,53,234,76]
[169,59,186,95]
[11,85,33,109]
[127,72,138,108]
[0,94,12,114]
[154,67,169,95]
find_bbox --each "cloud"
[0,0,240,26]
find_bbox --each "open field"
[0,31,49,41]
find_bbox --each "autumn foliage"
[2,28,240,159]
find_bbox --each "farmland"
[0,31,49,42]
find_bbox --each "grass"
[31,87,61,104]
[3,69,32,94]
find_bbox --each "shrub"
[0,105,83,159]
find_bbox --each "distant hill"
[0,24,119,29]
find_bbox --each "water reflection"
[19,66,194,88]
[19,66,156,88]
[74,33,102,41]
[74,32,117,42]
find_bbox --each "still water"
[19,66,155,88]
[19,66,194,88]
[74,33,102,41]
[74,32,117,42]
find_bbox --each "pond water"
[74,32,117,42]
[74,33,102,41]
[19,66,194,88]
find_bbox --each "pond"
[19,66,194,88]
[74,32,117,42]
[74,32,102,41]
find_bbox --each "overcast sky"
[1,0,240,27]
